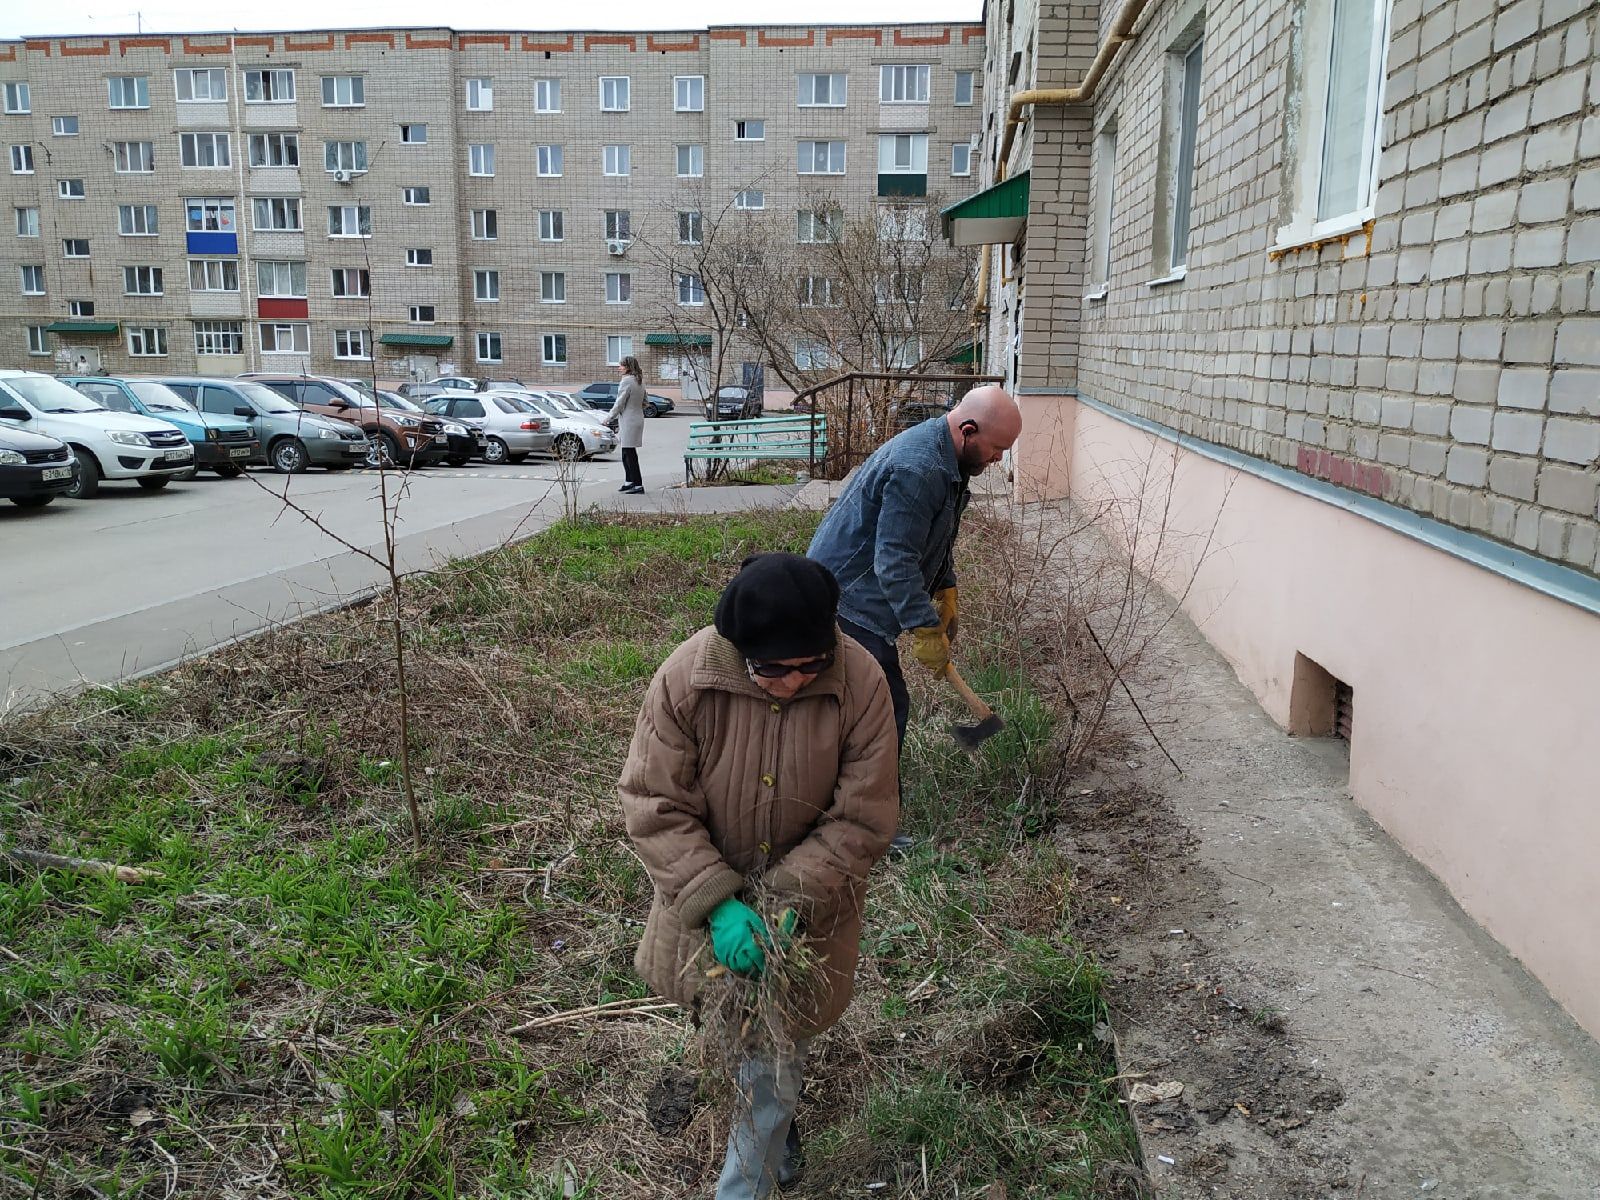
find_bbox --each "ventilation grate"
[1333,680,1354,742]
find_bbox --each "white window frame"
[400,123,428,145]
[541,333,567,366]
[68,299,95,317]
[735,119,765,141]
[175,68,227,103]
[10,144,34,174]
[26,325,49,355]
[324,140,368,175]
[327,205,372,238]
[476,331,503,363]
[951,140,973,177]
[605,334,633,365]
[107,76,149,110]
[58,178,84,199]
[797,73,846,107]
[676,144,704,178]
[127,326,169,358]
[878,133,929,174]
[405,248,433,268]
[676,273,704,306]
[470,209,497,240]
[674,75,705,112]
[540,271,566,304]
[3,82,30,114]
[677,210,702,245]
[797,209,841,244]
[880,64,930,103]
[735,189,765,210]
[603,144,630,177]
[599,76,630,112]
[799,275,838,307]
[256,260,307,297]
[184,196,236,233]
[604,210,632,241]
[468,143,495,176]
[536,144,563,177]
[122,266,163,295]
[795,339,834,371]
[260,322,310,354]
[194,320,244,356]
[333,328,371,360]
[605,271,631,304]
[329,267,370,298]
[474,269,500,302]
[118,204,159,236]
[19,264,45,294]
[953,70,975,106]
[535,78,561,114]
[539,209,564,242]
[465,78,494,111]
[15,206,40,237]
[798,140,847,175]
[52,115,79,136]
[62,238,90,259]
[321,75,365,108]
[248,132,299,168]
[877,206,930,242]
[180,132,231,169]
[188,259,240,292]
[1165,37,1203,273]
[252,197,302,232]
[402,186,430,206]
[409,305,436,324]
[1090,126,1118,296]
[243,68,295,103]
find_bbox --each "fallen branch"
[3,847,162,885]
[509,998,677,1036]
[1082,620,1183,777]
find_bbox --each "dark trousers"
[838,618,908,748]
[621,447,642,488]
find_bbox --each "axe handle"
[943,663,993,721]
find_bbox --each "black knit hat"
[714,553,840,661]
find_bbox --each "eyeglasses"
[746,653,833,679]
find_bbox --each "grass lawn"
[0,509,1139,1198]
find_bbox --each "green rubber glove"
[707,898,770,977]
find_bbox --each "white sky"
[3,0,983,39]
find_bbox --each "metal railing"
[790,372,1005,479]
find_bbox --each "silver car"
[521,393,619,460]
[421,392,552,464]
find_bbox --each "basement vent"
[1288,651,1352,745]
[1333,680,1354,742]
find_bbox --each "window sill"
[1143,267,1187,290]
[1271,210,1372,256]
[1086,286,1108,303]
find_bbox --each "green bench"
[683,414,828,484]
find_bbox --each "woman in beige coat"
[605,354,647,493]
[620,552,899,1199]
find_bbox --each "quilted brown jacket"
[619,624,899,1036]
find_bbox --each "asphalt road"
[0,413,716,710]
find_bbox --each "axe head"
[951,712,1005,752]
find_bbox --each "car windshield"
[126,380,197,414]
[548,392,586,412]
[527,397,563,419]
[376,392,424,413]
[4,375,106,413]
[234,382,299,414]
[342,379,377,398]
[324,379,369,405]
[437,379,476,391]
[487,396,525,414]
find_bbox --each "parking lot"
[1,412,698,707]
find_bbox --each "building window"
[10,144,33,173]
[260,322,310,354]
[328,205,372,238]
[676,273,704,306]
[58,178,85,199]
[122,266,163,295]
[474,269,499,302]
[243,68,295,103]
[879,133,928,173]
[880,64,930,103]
[189,259,239,291]
[186,196,236,232]
[403,186,430,206]
[1091,127,1118,290]
[735,189,765,210]
[175,68,227,102]
[321,75,365,107]
[324,140,368,174]
[606,334,632,365]
[798,73,847,107]
[69,300,95,317]
[951,141,972,176]
[194,320,244,355]
[798,275,839,307]
[797,208,841,243]
[409,305,435,324]
[540,271,566,303]
[476,332,503,363]
[541,333,567,365]
[798,140,847,175]
[405,248,433,267]
[600,76,630,112]
[62,238,90,258]
[15,207,39,237]
[248,132,299,167]
[605,271,631,304]
[333,328,371,359]
[536,144,563,177]
[330,267,370,298]
[52,115,78,136]
[877,206,929,241]
[535,78,561,113]
[795,339,834,371]
[953,70,975,106]
[735,119,764,141]
[107,76,149,109]
[257,260,307,297]
[180,132,231,168]
[603,144,631,176]
[20,265,45,294]
[677,210,702,245]
[468,143,495,176]
[127,326,169,357]
[26,325,48,355]
[1167,38,1203,271]
[465,78,493,111]
[470,209,497,240]
[676,144,704,177]
[2,82,29,114]
[400,123,428,145]
[883,335,921,369]
[253,197,301,231]
[604,210,632,241]
[118,204,159,236]
[539,210,564,242]
[675,75,705,112]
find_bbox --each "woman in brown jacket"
[620,552,899,1199]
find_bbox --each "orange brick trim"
[825,29,884,45]
[181,37,234,55]
[345,32,396,48]
[646,34,701,52]
[61,40,113,57]
[522,34,575,52]
[25,40,53,55]
[584,34,638,51]
[962,26,986,43]
[0,44,17,61]
[283,34,336,51]
[235,35,276,51]
[118,37,171,53]
[405,33,452,49]
[458,33,512,49]
[757,30,816,47]
[894,28,952,45]
[709,30,748,45]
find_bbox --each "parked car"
[0,371,193,498]
[574,381,674,417]
[241,373,449,468]
[377,391,485,466]
[0,421,77,509]
[64,376,257,479]
[419,392,552,464]
[707,385,764,420]
[520,393,619,460]
[157,377,370,473]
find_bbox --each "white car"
[521,393,619,460]
[419,391,553,464]
[0,370,194,498]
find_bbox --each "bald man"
[808,385,1022,851]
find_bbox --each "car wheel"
[644,402,660,418]
[9,495,53,509]
[65,450,100,499]
[271,437,310,474]
[214,464,245,479]
[554,434,585,461]
[137,476,171,492]
[366,431,404,469]
[483,437,510,465]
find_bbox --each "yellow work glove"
[910,626,952,675]
[933,587,959,643]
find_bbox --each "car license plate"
[433,434,448,444]
[229,447,251,459]
[41,466,71,481]
[163,449,191,462]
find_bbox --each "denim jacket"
[808,417,970,642]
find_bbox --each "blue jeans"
[838,618,908,748]
[715,1039,810,1199]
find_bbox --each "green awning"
[941,171,1031,246]
[644,332,712,347]
[45,321,119,334]
[944,341,980,365]
[379,333,454,348]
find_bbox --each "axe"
[944,662,1004,751]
